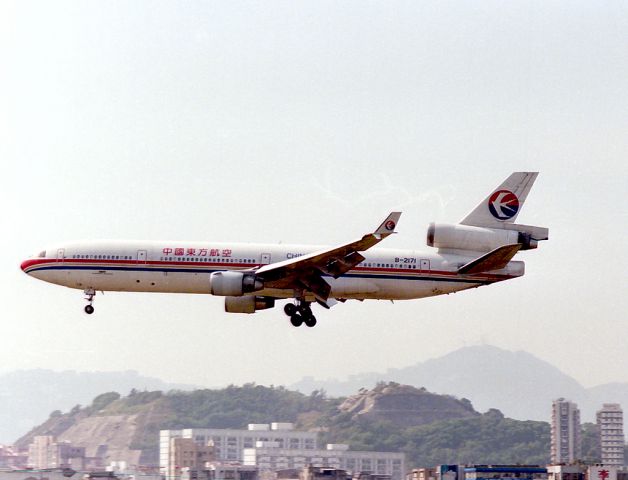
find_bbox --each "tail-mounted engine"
[225,296,275,314]
[427,222,548,252]
[209,271,264,296]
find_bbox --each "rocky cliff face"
[339,383,479,426]
[15,398,169,466]
[15,384,482,467]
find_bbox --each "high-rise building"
[551,398,581,464]
[597,403,625,466]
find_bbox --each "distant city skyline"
[1,1,627,392]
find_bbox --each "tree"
[90,392,121,412]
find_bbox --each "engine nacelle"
[209,271,264,296]
[224,296,275,314]
[427,223,539,252]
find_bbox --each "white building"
[550,398,581,464]
[160,424,317,475]
[597,403,625,466]
[242,443,405,480]
[27,436,86,470]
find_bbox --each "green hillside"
[323,408,549,466]
[17,383,552,468]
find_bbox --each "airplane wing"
[253,212,401,305]
[457,243,522,274]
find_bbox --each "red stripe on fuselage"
[21,257,515,282]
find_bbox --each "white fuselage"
[21,240,524,302]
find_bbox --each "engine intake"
[225,296,275,314]
[209,271,264,296]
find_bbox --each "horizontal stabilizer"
[458,244,522,274]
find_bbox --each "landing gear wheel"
[290,314,303,327]
[285,299,317,327]
[83,288,96,315]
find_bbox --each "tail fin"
[460,172,538,227]
[427,172,548,253]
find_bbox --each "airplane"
[20,172,548,327]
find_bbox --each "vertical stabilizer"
[460,172,538,227]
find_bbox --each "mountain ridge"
[14,383,552,468]
[0,369,196,444]
[290,345,628,422]
[4,345,627,444]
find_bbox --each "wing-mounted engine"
[427,222,548,253]
[225,296,275,314]
[209,271,264,296]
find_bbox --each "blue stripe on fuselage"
[26,263,496,284]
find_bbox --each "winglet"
[374,212,402,239]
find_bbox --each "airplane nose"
[21,249,46,274]
[21,259,34,273]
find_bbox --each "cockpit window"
[38,250,46,258]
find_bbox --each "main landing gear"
[84,288,96,315]
[284,301,317,328]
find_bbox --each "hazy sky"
[1,1,627,390]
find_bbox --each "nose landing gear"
[84,288,96,314]
[284,301,317,327]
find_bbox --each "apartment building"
[551,398,582,464]
[168,437,215,479]
[597,404,625,466]
[27,435,86,470]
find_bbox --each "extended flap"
[458,244,522,274]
